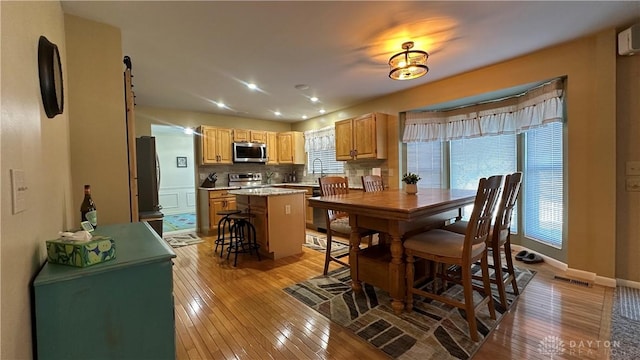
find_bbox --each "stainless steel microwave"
[232,142,268,163]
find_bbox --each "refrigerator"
[136,136,164,237]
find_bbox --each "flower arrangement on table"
[402,173,421,194]
[401,173,422,184]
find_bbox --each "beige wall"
[65,15,131,226]
[1,2,73,358]
[135,106,292,136]
[616,45,640,282]
[293,30,622,279]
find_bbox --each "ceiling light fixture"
[302,115,308,120]
[217,102,225,108]
[247,83,258,90]
[274,111,281,116]
[388,41,429,80]
[310,96,319,102]
[319,109,326,114]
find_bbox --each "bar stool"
[226,213,261,266]
[214,209,242,257]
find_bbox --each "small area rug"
[163,232,203,248]
[284,263,535,359]
[163,212,196,233]
[611,286,640,359]
[304,233,350,259]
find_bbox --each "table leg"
[389,233,405,314]
[349,222,362,292]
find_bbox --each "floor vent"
[553,275,593,288]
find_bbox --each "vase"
[405,183,418,195]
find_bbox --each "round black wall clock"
[38,36,64,118]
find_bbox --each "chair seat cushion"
[404,229,486,259]
[443,221,509,246]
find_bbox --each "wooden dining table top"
[308,188,476,221]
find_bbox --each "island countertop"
[228,187,308,196]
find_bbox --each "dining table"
[308,187,476,314]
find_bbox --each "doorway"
[151,124,196,234]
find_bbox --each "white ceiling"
[61,1,640,122]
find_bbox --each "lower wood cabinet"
[33,222,177,360]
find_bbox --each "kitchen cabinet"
[234,189,306,259]
[266,131,279,165]
[200,125,233,164]
[207,189,237,233]
[277,131,305,164]
[33,222,176,360]
[234,129,267,143]
[335,112,388,160]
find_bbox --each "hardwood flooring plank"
[170,234,613,360]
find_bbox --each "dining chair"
[361,175,385,192]
[404,175,504,342]
[318,176,377,275]
[444,172,523,309]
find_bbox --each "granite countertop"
[228,187,308,196]
[198,186,240,191]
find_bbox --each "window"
[304,126,344,175]
[406,141,442,188]
[407,123,564,245]
[307,148,343,175]
[524,122,563,247]
[450,134,517,226]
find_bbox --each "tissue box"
[46,236,116,267]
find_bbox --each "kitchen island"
[229,187,307,259]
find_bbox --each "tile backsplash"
[198,159,388,187]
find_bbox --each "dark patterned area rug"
[284,263,535,359]
[304,233,350,259]
[611,286,640,359]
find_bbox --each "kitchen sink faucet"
[312,158,326,178]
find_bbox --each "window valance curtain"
[304,125,335,152]
[403,78,564,143]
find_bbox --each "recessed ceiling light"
[294,84,309,91]
[247,83,258,90]
[319,109,326,114]
[274,111,281,116]
[310,97,319,102]
[217,102,225,108]
[302,115,308,120]
[183,127,194,135]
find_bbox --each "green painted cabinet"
[33,222,177,360]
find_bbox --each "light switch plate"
[626,161,640,175]
[10,169,27,214]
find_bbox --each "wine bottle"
[80,185,98,228]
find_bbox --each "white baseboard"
[510,244,617,287]
[617,278,640,289]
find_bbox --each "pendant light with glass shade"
[388,41,429,80]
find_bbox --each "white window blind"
[406,141,442,188]
[304,126,344,175]
[307,149,344,175]
[524,122,563,247]
[450,134,517,225]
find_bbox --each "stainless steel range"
[228,172,263,188]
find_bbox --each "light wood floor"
[172,233,614,359]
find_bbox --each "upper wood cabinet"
[277,131,305,164]
[233,129,250,142]
[335,112,388,161]
[233,129,267,143]
[266,131,279,165]
[199,125,233,165]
